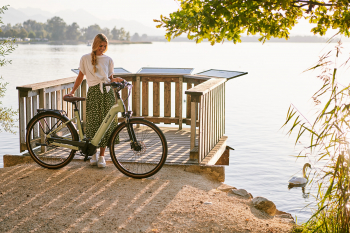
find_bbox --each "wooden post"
[39,89,46,153]
[153,82,160,117]
[142,81,149,116]
[81,80,87,131]
[32,95,38,139]
[18,92,25,152]
[186,82,192,119]
[164,81,171,120]
[176,77,183,129]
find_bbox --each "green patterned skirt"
[86,84,117,148]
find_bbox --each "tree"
[111,26,120,40]
[131,33,140,42]
[84,24,102,40]
[46,16,66,41]
[4,29,17,38]
[155,0,350,45]
[0,5,17,133]
[18,28,28,38]
[65,22,80,40]
[125,32,130,41]
[141,34,148,41]
[28,31,36,38]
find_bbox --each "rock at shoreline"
[252,196,277,216]
[231,189,253,199]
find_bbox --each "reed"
[284,39,350,232]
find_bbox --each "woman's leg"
[100,147,105,156]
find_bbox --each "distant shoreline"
[11,40,152,45]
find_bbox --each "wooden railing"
[16,74,211,153]
[17,77,87,152]
[17,73,229,164]
[185,78,226,163]
[115,74,208,127]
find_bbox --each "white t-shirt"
[79,53,114,93]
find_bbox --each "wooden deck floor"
[101,127,198,165]
[30,127,198,165]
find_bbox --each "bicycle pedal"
[35,143,48,146]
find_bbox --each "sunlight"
[118,180,170,230]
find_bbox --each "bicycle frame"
[47,98,125,150]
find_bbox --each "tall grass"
[284,39,350,232]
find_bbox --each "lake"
[1,41,348,222]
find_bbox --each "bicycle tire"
[26,111,79,169]
[109,119,168,178]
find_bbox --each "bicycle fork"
[125,119,142,152]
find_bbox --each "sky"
[0,0,336,36]
[0,0,180,28]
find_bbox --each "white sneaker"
[97,156,106,168]
[90,152,99,166]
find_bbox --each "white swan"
[288,163,312,185]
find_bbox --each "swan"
[288,163,312,185]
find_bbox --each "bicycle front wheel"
[109,119,168,178]
[26,111,79,169]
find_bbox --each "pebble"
[203,202,212,205]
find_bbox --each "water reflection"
[288,183,310,199]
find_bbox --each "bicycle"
[25,81,168,178]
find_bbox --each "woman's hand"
[63,92,74,99]
[110,77,125,83]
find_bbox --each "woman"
[64,33,123,168]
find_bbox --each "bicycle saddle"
[63,96,86,102]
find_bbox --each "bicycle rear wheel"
[109,119,168,178]
[26,111,78,169]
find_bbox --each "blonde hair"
[91,33,109,73]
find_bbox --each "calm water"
[1,42,348,222]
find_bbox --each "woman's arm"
[64,71,84,97]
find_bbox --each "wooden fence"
[16,74,227,164]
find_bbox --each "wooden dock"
[12,68,247,175]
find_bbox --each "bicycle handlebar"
[104,80,132,90]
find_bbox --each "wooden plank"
[177,77,183,129]
[199,95,204,162]
[62,89,67,113]
[67,88,73,119]
[56,90,62,110]
[18,92,25,152]
[17,76,78,91]
[223,82,226,135]
[141,76,179,83]
[75,85,81,116]
[164,82,171,118]
[26,97,32,130]
[185,78,226,96]
[135,76,140,117]
[50,91,56,127]
[186,82,192,118]
[142,81,149,116]
[153,82,160,117]
[44,83,74,94]
[200,136,228,165]
[190,101,197,151]
[19,90,39,98]
[117,117,179,124]
[38,89,46,153]
[81,80,87,131]
[32,95,38,139]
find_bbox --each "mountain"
[2,7,163,36]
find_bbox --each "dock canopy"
[195,69,248,80]
[71,67,131,75]
[137,67,193,74]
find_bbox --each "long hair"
[91,33,108,73]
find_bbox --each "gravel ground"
[0,162,294,232]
